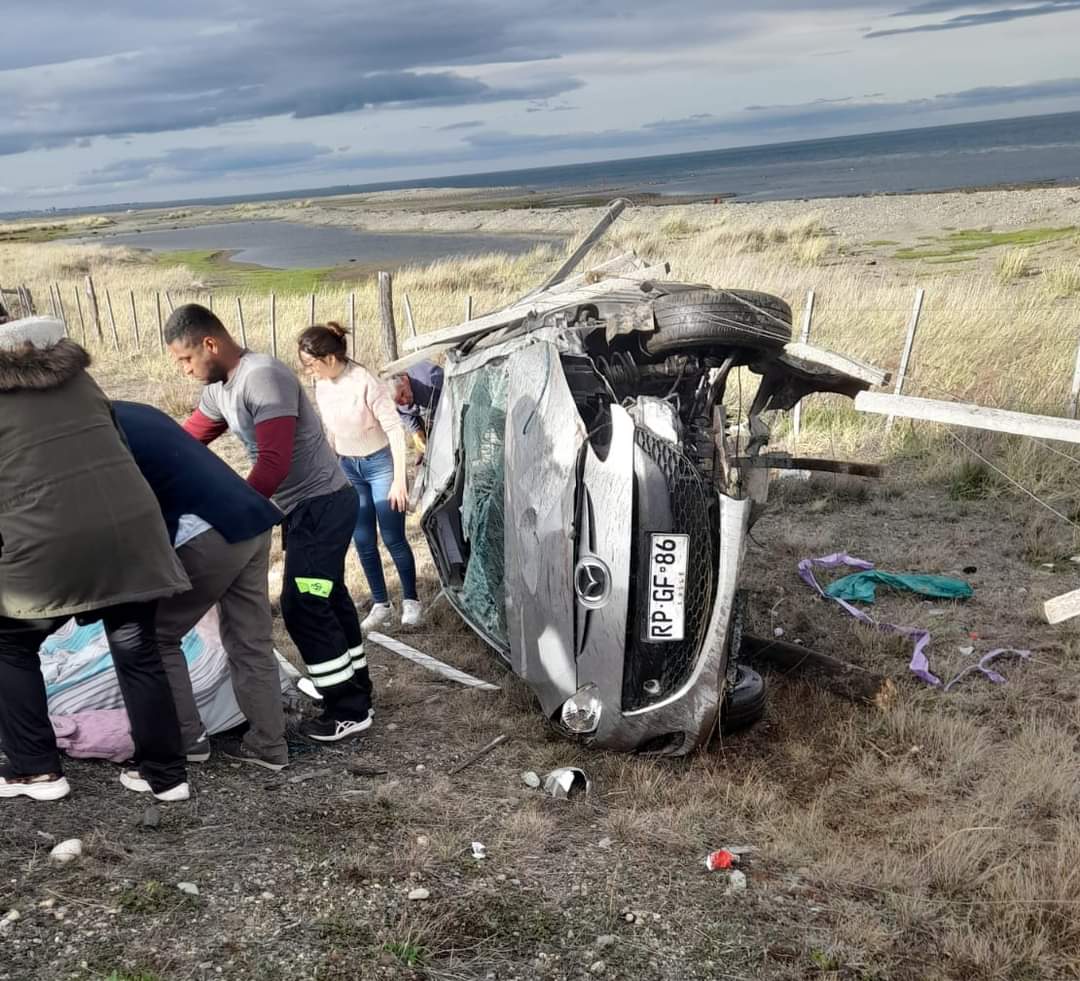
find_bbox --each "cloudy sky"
[2,0,1078,210]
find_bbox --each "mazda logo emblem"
[574,557,611,609]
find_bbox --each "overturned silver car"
[396,231,886,755]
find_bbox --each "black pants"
[281,485,372,720]
[0,602,186,793]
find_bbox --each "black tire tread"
[646,289,793,356]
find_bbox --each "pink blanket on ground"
[50,710,134,763]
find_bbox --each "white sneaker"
[361,602,394,634]
[119,769,190,802]
[401,599,423,628]
[0,768,70,802]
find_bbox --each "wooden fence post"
[1068,330,1080,419]
[377,271,398,363]
[349,291,356,359]
[236,296,247,347]
[19,286,33,316]
[403,293,417,338]
[73,286,87,342]
[269,293,277,358]
[792,288,815,441]
[155,292,165,352]
[164,291,175,314]
[104,290,120,351]
[129,289,141,350]
[464,294,472,321]
[53,283,68,335]
[886,287,925,431]
[84,275,104,341]
[47,284,57,319]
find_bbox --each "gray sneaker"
[219,739,288,772]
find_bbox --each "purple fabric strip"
[798,552,1031,690]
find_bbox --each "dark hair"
[297,322,349,361]
[164,303,229,346]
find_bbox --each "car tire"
[721,664,767,734]
[646,289,793,357]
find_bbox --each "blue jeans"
[339,446,418,604]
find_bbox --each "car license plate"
[646,534,688,642]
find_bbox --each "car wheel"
[646,289,793,357]
[721,664,767,734]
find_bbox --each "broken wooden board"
[855,392,1080,444]
[1044,587,1080,625]
[781,343,890,388]
[737,453,883,478]
[402,261,670,354]
[742,634,897,708]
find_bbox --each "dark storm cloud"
[868,0,1080,36]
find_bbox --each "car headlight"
[560,686,603,734]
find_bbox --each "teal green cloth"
[825,571,973,604]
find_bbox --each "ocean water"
[403,110,1080,202]
[95,220,561,269]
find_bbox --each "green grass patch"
[864,239,899,246]
[382,939,429,967]
[156,249,335,293]
[0,225,73,243]
[895,226,1078,261]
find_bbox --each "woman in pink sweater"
[297,323,420,630]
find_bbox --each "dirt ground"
[2,368,1077,981]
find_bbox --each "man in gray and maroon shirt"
[164,304,372,743]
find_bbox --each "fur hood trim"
[0,339,92,393]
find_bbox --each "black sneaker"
[299,714,372,743]
[219,739,288,772]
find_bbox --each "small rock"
[416,835,430,847]
[415,764,426,773]
[49,839,82,864]
[596,935,616,949]
[38,899,56,910]
[522,771,541,789]
[177,882,200,896]
[471,842,487,860]
[724,870,747,896]
[958,646,975,656]
[386,723,399,732]
[773,627,785,638]
[142,805,161,829]
[598,836,613,849]
[407,888,430,901]
[623,912,635,923]
[4,910,20,922]
[260,891,274,901]
[589,960,606,975]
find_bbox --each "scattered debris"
[49,839,82,864]
[958,645,975,656]
[177,882,200,896]
[542,767,591,800]
[598,836,614,849]
[704,849,740,871]
[407,888,430,901]
[742,633,896,708]
[142,804,161,829]
[346,763,389,778]
[521,771,541,789]
[471,841,487,861]
[825,568,973,604]
[589,960,607,976]
[288,767,334,784]
[449,733,509,775]
[367,632,500,691]
[800,553,1030,690]
[724,870,748,896]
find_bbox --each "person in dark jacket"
[390,360,443,462]
[113,401,289,770]
[0,321,191,803]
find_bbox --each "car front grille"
[622,428,717,711]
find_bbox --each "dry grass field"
[2,192,1080,981]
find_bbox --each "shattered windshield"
[458,364,510,646]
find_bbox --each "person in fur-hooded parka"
[0,335,190,619]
